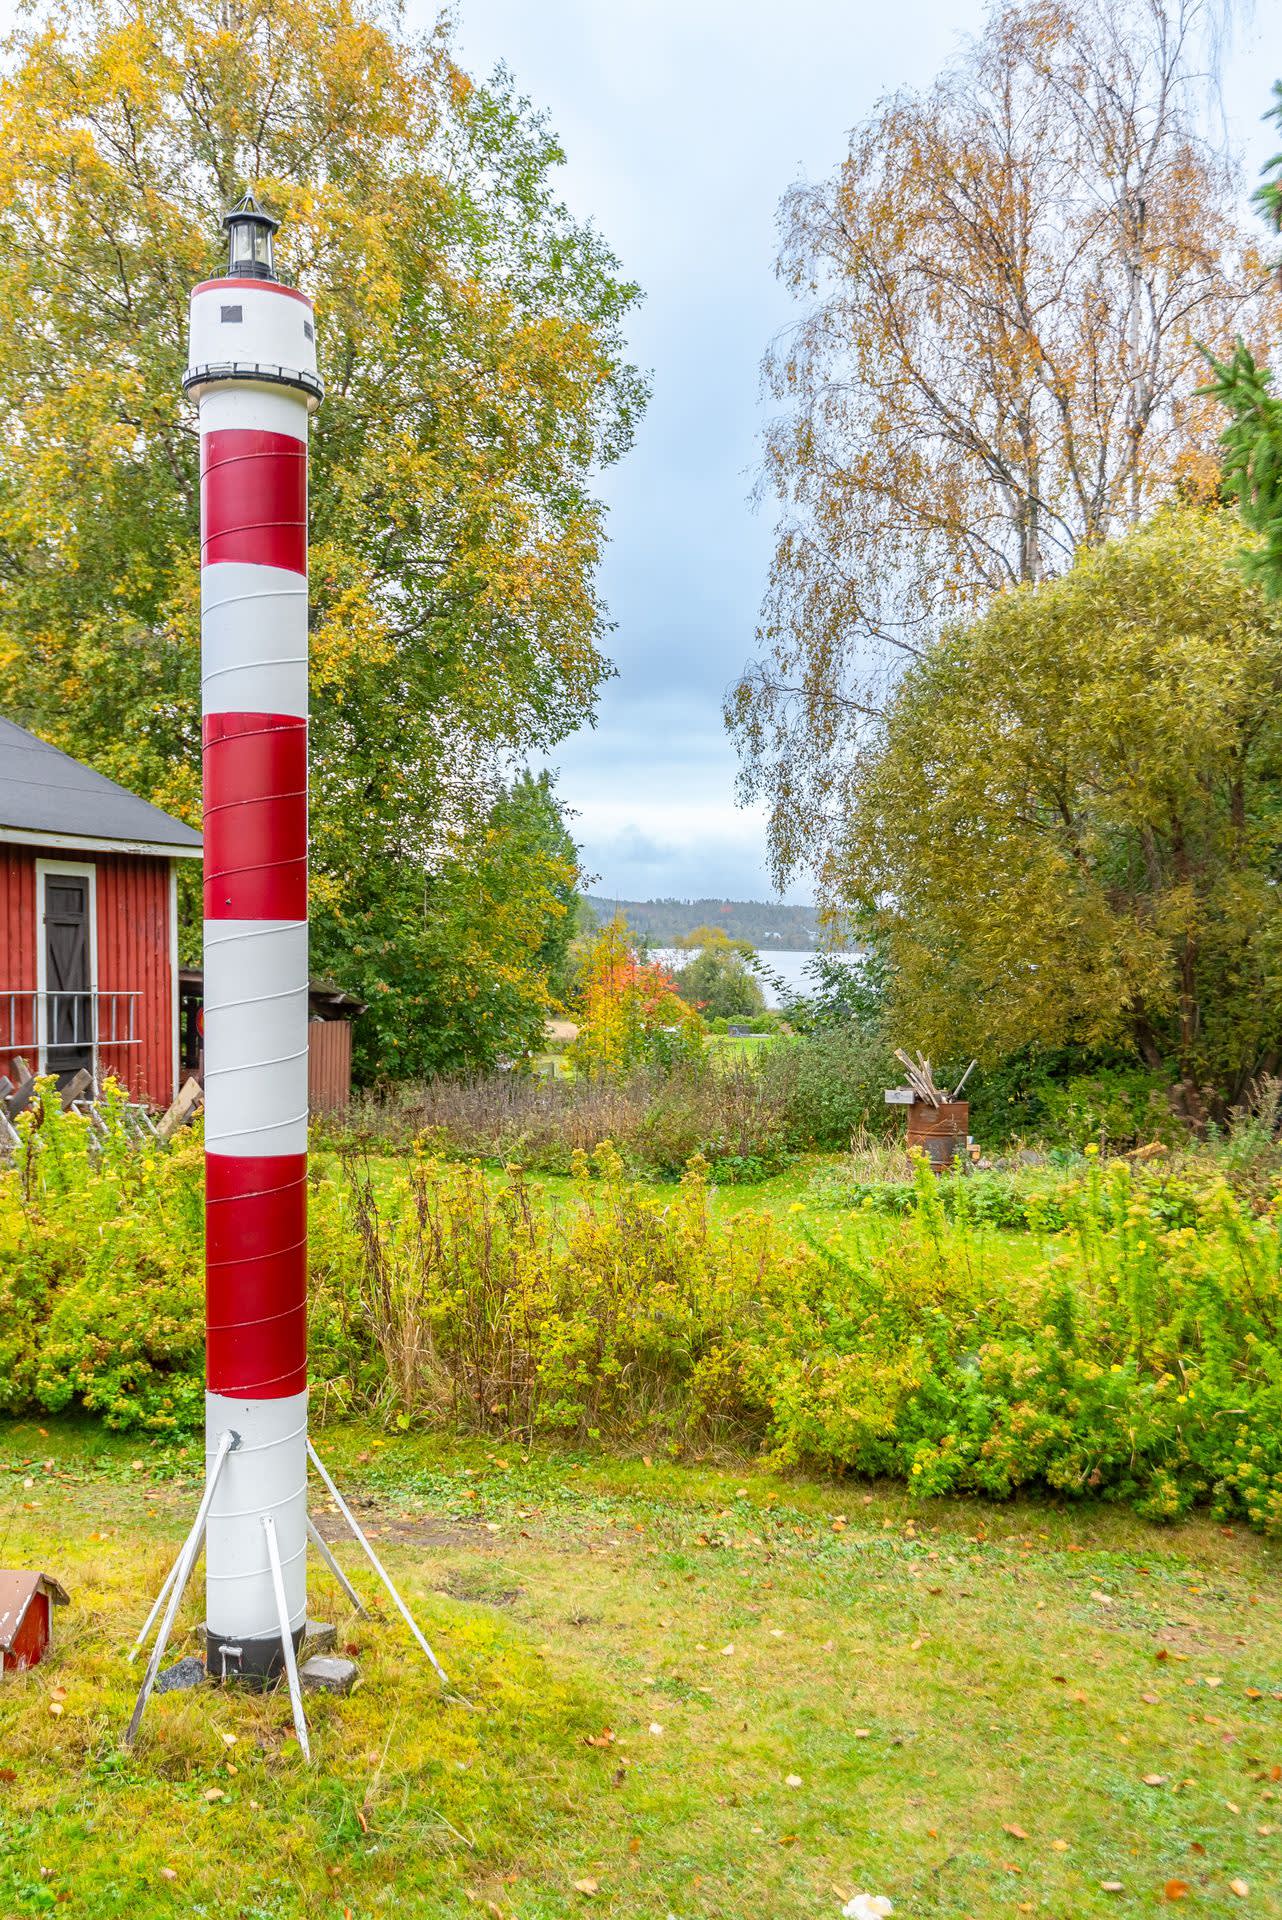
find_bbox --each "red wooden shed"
[0,1571,69,1674]
[0,716,202,1108]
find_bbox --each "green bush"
[815,1156,1205,1233]
[0,1085,205,1430]
[965,1051,1180,1148]
[760,1024,898,1150]
[748,1154,1282,1532]
[0,1080,360,1430]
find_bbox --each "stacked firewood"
[0,1058,202,1156]
[892,1048,976,1108]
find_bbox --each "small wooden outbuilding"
[306,979,367,1114]
[0,1571,69,1674]
[179,968,365,1115]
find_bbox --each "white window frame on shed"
[34,857,99,1087]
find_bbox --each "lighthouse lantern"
[224,192,278,280]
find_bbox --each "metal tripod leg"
[128,1516,200,1664]
[125,1429,236,1747]
[306,1514,370,1616]
[307,1439,449,1684]
[263,1512,310,1763]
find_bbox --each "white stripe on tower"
[185,212,321,1680]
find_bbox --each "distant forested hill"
[585,896,821,948]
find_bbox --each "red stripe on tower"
[205,1154,308,1399]
[202,713,308,921]
[201,428,308,573]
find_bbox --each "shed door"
[44,873,94,1084]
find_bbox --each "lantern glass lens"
[228,218,273,277]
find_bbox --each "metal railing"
[0,990,141,1066]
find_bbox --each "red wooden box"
[0,1571,69,1673]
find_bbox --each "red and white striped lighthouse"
[185,195,322,1681]
[125,197,446,1742]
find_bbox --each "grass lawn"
[1,1422,1280,1919]
[315,1149,864,1229]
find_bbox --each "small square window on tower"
[303,320,314,341]
[220,304,243,323]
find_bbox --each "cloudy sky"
[439,0,1278,906]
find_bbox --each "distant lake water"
[654,947,857,1009]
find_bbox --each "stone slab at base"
[156,1654,206,1694]
[300,1654,358,1695]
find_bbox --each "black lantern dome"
[223,192,279,281]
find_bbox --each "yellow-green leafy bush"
[4,1094,1282,1538]
[347,1143,773,1443]
[0,1083,358,1431]
[0,1085,204,1429]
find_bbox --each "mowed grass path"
[0,1422,1279,1919]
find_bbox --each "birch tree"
[730,0,1281,889]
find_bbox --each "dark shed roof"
[179,967,367,1019]
[0,716,202,855]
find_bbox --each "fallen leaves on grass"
[1003,1824,1030,1841]
[1164,1880,1191,1901]
[1229,1881,1249,1898]
[583,1729,615,1749]
[572,1878,598,1897]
